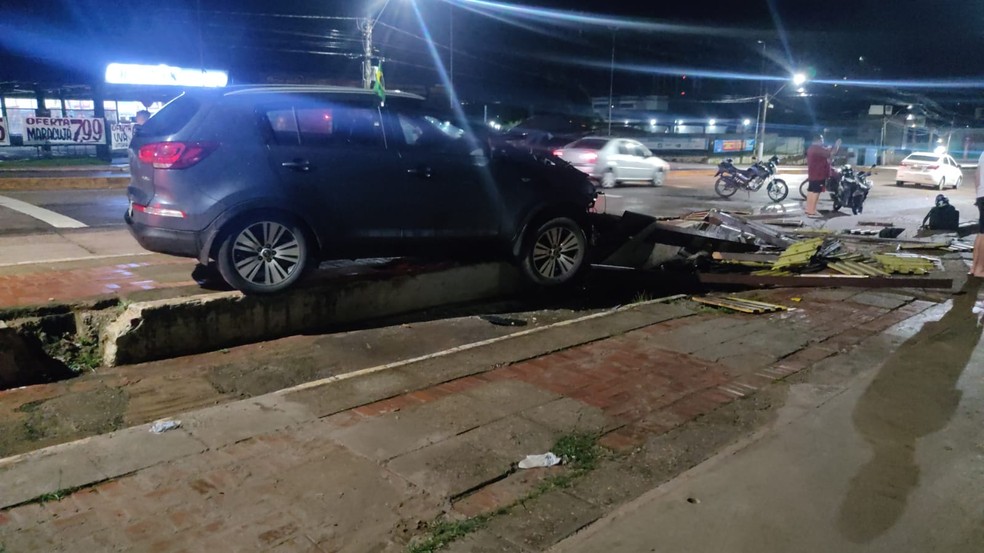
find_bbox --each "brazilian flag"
[372,66,385,105]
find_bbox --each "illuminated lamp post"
[757,72,807,160]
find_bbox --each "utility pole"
[757,93,769,160]
[361,18,373,89]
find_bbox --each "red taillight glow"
[553,149,564,157]
[138,141,219,169]
[583,152,598,163]
[927,164,939,170]
[132,203,185,218]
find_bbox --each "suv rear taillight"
[138,141,219,169]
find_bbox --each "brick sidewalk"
[0,289,940,552]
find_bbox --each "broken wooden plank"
[712,252,781,262]
[691,296,788,314]
[692,296,764,313]
[697,273,953,289]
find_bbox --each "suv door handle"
[281,159,312,172]
[407,165,433,179]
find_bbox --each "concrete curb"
[0,298,695,510]
[101,262,525,366]
[0,176,129,190]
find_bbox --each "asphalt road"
[0,166,975,239]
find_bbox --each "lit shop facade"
[0,64,228,157]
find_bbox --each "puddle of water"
[838,278,984,543]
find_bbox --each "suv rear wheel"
[217,216,309,294]
[519,216,587,286]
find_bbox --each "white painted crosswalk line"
[0,195,87,228]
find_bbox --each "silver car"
[554,136,670,188]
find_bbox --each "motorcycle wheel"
[767,179,789,203]
[832,200,842,212]
[714,177,738,198]
[799,178,809,200]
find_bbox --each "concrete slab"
[462,380,560,413]
[646,316,769,355]
[487,490,602,551]
[385,415,557,499]
[60,229,144,257]
[81,425,209,482]
[330,393,513,461]
[0,233,90,265]
[103,262,525,366]
[0,425,207,509]
[284,367,426,418]
[700,326,812,367]
[385,431,516,499]
[181,397,314,450]
[519,397,613,435]
[850,291,914,310]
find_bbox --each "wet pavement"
[553,279,984,553]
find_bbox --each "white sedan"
[895,152,964,190]
[553,136,670,188]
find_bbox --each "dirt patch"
[0,387,127,457]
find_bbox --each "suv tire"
[519,216,587,286]
[217,216,309,294]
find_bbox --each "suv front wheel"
[519,216,587,286]
[217,216,309,294]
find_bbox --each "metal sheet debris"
[828,261,891,277]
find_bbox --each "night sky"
[1,0,981,119]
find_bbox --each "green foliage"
[406,515,492,553]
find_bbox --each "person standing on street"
[970,151,984,277]
[135,110,151,125]
[804,133,841,218]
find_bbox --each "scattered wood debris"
[691,296,789,314]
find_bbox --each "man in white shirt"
[971,151,984,277]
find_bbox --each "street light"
[743,118,751,126]
[757,72,808,160]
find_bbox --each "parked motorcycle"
[714,155,789,202]
[829,165,871,214]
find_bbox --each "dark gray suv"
[125,85,599,294]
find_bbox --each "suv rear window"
[139,94,200,136]
[264,104,384,147]
[905,154,939,163]
[569,138,608,149]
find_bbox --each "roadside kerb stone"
[102,262,525,366]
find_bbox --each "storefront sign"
[24,116,105,145]
[713,139,745,153]
[105,63,228,87]
[641,137,708,151]
[111,123,134,150]
[0,117,9,146]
